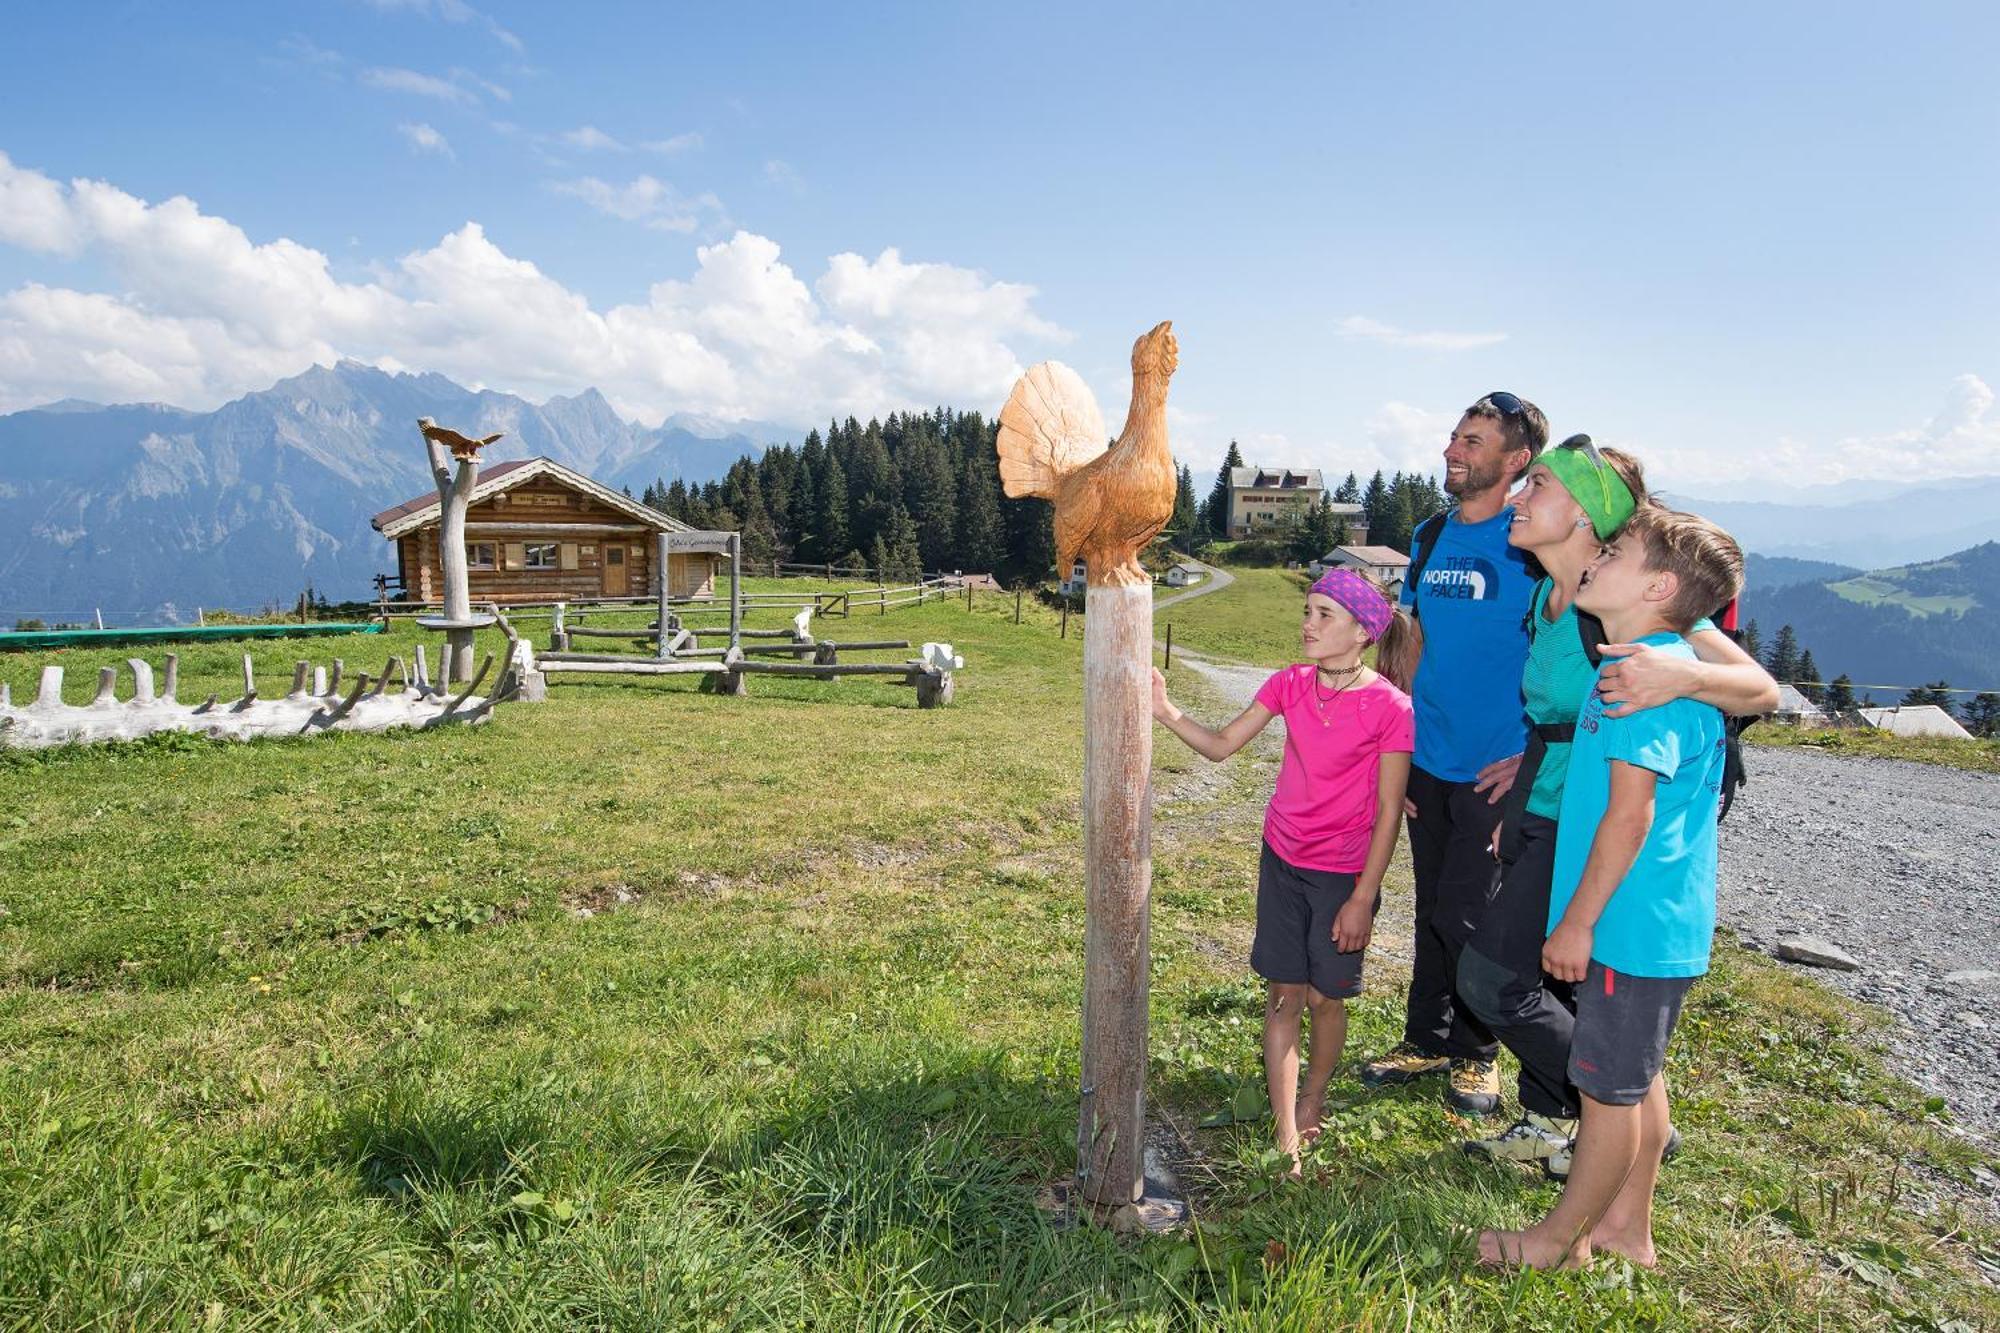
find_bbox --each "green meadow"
[1,575,1994,1329]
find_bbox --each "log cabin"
[371,457,724,604]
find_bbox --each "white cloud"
[645,132,702,155]
[1638,373,2000,489]
[360,66,477,104]
[763,159,804,193]
[548,174,725,233]
[557,125,623,151]
[1337,314,1506,352]
[360,0,522,52]
[0,151,1068,427]
[397,122,453,157]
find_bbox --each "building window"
[467,542,497,570]
[524,542,558,570]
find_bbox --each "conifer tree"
[1824,673,1856,713]
[1765,624,1801,683]
[1207,441,1245,537]
[815,452,850,564]
[1796,648,1823,702]
[956,452,1002,574]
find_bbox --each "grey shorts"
[1568,962,1695,1106]
[1249,841,1373,998]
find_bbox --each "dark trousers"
[1457,813,1580,1119]
[1401,765,1500,1063]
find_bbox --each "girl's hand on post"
[1149,666,1176,722]
[1332,893,1375,953]
[1596,642,1697,717]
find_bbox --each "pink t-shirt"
[1254,666,1415,873]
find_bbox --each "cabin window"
[467,542,497,570]
[524,542,559,570]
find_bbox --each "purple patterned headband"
[1308,567,1394,641]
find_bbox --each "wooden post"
[728,533,743,656]
[1061,596,1069,639]
[1077,578,1156,1207]
[967,580,974,613]
[656,532,673,659]
[423,424,484,682]
[1015,587,1023,624]
[993,320,1184,1226]
[1164,622,1173,669]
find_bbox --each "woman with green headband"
[1455,436,1778,1172]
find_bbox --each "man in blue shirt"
[1359,393,1542,1114]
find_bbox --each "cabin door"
[603,545,627,595]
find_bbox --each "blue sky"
[2,0,1996,491]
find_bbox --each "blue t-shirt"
[1398,508,1537,781]
[1547,635,1727,978]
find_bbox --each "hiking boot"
[1461,1111,1578,1163]
[1543,1125,1684,1181]
[1359,1042,1449,1087]
[1446,1059,1502,1116]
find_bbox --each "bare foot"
[1296,1096,1325,1146]
[1476,1226,1590,1270]
[1587,1225,1657,1268]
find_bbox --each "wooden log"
[163,654,178,703]
[312,666,328,698]
[290,661,311,698]
[444,653,494,714]
[539,659,729,675]
[92,667,117,707]
[733,661,922,678]
[916,670,954,709]
[414,644,430,691]
[128,658,155,704]
[1077,580,1154,1206]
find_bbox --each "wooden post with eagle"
[997,320,1183,1222]
[418,417,503,681]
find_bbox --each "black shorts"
[1568,962,1695,1106]
[1249,841,1374,998]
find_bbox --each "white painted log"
[163,655,178,703]
[312,666,327,698]
[1077,581,1154,1206]
[0,654,505,750]
[920,642,965,672]
[127,659,155,704]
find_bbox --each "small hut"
[372,457,724,604]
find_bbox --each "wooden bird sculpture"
[997,320,1179,588]
[418,417,505,462]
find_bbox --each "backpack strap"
[1576,607,1609,667]
[1404,511,1450,619]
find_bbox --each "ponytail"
[1372,605,1421,695]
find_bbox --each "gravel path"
[1174,660,2000,1137]
[1719,745,2000,1135]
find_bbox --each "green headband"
[1539,443,1637,541]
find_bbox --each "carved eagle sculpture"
[996,320,1179,588]
[418,416,505,462]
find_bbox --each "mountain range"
[0,362,784,621]
[1742,541,1999,702]
[1664,475,2000,569]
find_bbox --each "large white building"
[1227,467,1358,539]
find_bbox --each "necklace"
[1312,662,1364,722]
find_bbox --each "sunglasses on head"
[1555,433,1615,522]
[1484,390,1529,416]
[1559,433,1605,467]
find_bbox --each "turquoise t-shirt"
[1397,508,1537,781]
[1547,635,1727,978]
[1520,581,1712,820]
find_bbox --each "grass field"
[1748,723,2000,775]
[1156,566,1313,667]
[1826,577,1977,618]
[2,576,1996,1328]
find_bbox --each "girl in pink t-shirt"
[1151,569,1415,1167]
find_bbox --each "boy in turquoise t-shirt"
[1478,507,1744,1270]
